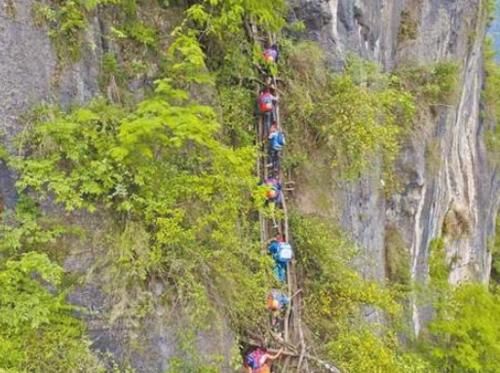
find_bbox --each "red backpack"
[259,93,273,113]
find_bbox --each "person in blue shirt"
[267,236,293,282]
[267,124,285,175]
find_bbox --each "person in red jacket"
[258,88,278,137]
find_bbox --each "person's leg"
[272,150,280,174]
[263,112,271,137]
[267,144,274,167]
[273,263,281,282]
[277,262,286,282]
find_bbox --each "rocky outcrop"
[291,0,499,334]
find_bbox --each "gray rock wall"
[0,0,101,209]
[291,0,499,334]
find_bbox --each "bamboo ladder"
[250,25,340,373]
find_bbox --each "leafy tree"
[281,42,415,179]
[290,213,417,371]
[0,252,102,372]
[13,78,273,348]
[425,284,500,372]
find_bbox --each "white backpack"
[278,242,293,262]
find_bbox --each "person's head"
[270,299,280,311]
[267,189,278,200]
[271,44,278,51]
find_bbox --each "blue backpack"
[277,132,285,146]
[267,240,281,256]
[271,132,285,150]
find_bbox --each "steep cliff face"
[0,0,101,209]
[1,0,498,369]
[0,2,236,371]
[291,0,499,333]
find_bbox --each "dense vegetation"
[483,36,500,167]
[0,0,499,372]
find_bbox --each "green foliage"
[32,0,159,66]
[291,213,438,372]
[0,252,103,372]
[124,20,158,47]
[385,226,411,286]
[489,215,500,284]
[428,238,449,286]
[218,86,255,147]
[327,328,433,373]
[398,10,418,42]
[425,284,500,372]
[282,43,415,179]
[184,0,285,39]
[292,213,395,326]
[167,32,215,86]
[485,0,497,26]
[0,196,67,257]
[319,74,413,178]
[14,78,272,343]
[14,0,291,368]
[31,0,101,62]
[394,62,459,107]
[482,37,500,166]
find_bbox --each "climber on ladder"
[267,123,285,176]
[266,289,289,335]
[261,176,283,229]
[258,87,278,138]
[267,236,293,283]
[244,347,284,373]
[263,43,279,64]
[263,177,282,207]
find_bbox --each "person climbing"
[263,43,279,64]
[267,236,293,282]
[267,290,289,333]
[260,176,283,228]
[244,347,284,373]
[258,88,278,137]
[264,177,282,206]
[267,124,285,175]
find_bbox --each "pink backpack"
[246,348,266,369]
